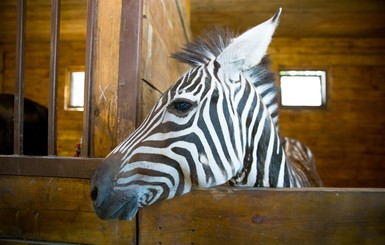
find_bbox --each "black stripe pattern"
[90,18,323,221]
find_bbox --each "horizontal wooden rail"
[0,175,135,244]
[0,174,384,244]
[0,156,102,179]
[139,187,385,244]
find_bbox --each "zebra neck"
[241,58,279,130]
[231,91,290,187]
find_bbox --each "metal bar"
[48,0,61,155]
[13,0,27,155]
[82,0,97,157]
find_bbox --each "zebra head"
[91,9,282,220]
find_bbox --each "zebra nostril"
[90,186,98,202]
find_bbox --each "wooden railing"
[1,1,384,244]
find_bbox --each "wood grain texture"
[2,175,383,244]
[190,0,385,38]
[139,187,385,245]
[0,0,87,43]
[0,175,136,244]
[1,41,85,156]
[139,0,190,120]
[1,0,385,43]
[268,38,385,187]
[88,0,122,157]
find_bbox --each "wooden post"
[85,0,142,157]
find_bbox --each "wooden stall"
[139,187,385,245]
[1,178,384,244]
[0,0,87,156]
[189,0,385,188]
[270,38,385,188]
[1,0,385,244]
[0,0,189,244]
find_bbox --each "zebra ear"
[217,8,282,72]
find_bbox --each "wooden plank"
[88,0,143,157]
[139,80,162,123]
[0,175,135,244]
[270,38,385,55]
[139,0,190,123]
[0,0,87,43]
[139,187,385,245]
[2,40,87,156]
[141,0,189,93]
[266,37,385,188]
[88,0,122,157]
[0,156,101,178]
[116,0,143,141]
[190,0,385,38]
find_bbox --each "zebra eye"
[168,99,194,115]
[174,101,192,112]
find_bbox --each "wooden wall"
[269,38,385,187]
[0,0,190,243]
[140,0,190,122]
[0,42,85,156]
[0,0,87,156]
[0,175,135,244]
[1,176,384,244]
[139,187,385,244]
[88,0,190,157]
[1,1,385,244]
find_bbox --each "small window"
[279,70,327,108]
[64,67,85,111]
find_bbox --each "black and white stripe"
[172,28,280,130]
[90,9,322,221]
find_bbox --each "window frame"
[278,68,329,110]
[64,66,85,111]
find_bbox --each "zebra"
[90,8,322,221]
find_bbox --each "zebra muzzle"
[90,157,140,220]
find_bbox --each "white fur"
[217,8,282,73]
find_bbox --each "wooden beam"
[87,0,143,157]
[0,156,101,178]
[117,0,143,141]
[0,175,136,244]
[139,187,385,244]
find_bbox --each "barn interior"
[0,0,385,244]
[1,0,384,188]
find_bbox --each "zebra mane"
[171,27,279,129]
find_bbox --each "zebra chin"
[90,155,141,221]
[91,188,140,221]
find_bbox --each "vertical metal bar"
[48,0,61,155]
[14,0,27,155]
[82,0,97,157]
